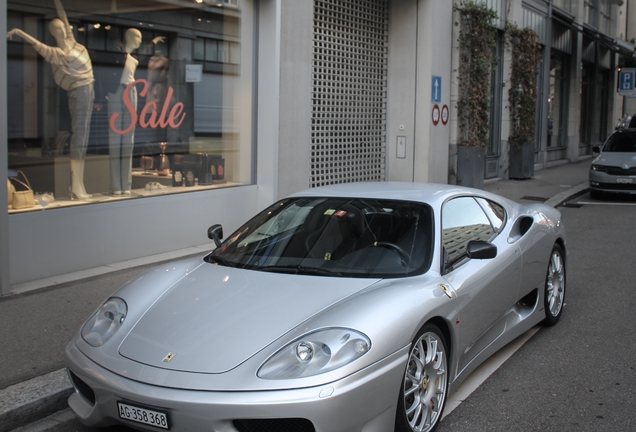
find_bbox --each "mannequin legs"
[70,159,91,200]
[68,84,94,200]
[108,85,137,194]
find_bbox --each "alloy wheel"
[401,331,448,432]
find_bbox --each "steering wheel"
[373,241,411,267]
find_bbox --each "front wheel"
[542,244,566,326]
[395,324,448,432]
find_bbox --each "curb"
[0,370,72,432]
[544,182,589,208]
[11,409,75,432]
[3,182,590,432]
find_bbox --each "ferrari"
[65,182,567,432]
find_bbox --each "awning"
[612,38,635,57]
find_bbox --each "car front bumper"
[65,341,408,432]
[589,170,636,194]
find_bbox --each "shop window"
[547,51,569,149]
[595,69,609,143]
[579,62,594,148]
[6,0,254,213]
[487,32,504,160]
[585,0,613,34]
[194,37,240,65]
[553,0,573,13]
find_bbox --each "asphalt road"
[25,193,636,432]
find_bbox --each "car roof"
[288,182,513,208]
[608,128,636,137]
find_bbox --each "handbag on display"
[140,155,154,171]
[7,178,15,206]
[140,144,154,172]
[9,171,35,209]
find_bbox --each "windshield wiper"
[255,264,342,276]
[207,254,238,268]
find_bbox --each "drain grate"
[521,196,547,202]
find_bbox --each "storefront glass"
[7,0,254,213]
[594,69,609,143]
[547,51,568,149]
[553,0,572,13]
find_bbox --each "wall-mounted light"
[93,23,101,29]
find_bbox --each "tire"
[395,323,448,432]
[542,244,566,326]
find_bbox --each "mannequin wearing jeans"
[7,0,94,200]
[108,28,142,195]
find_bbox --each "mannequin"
[107,28,142,195]
[7,0,94,200]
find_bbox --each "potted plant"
[506,24,541,179]
[455,1,498,189]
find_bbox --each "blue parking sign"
[618,69,635,95]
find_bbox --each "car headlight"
[591,164,604,172]
[258,328,371,380]
[81,297,127,347]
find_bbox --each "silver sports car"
[65,182,567,432]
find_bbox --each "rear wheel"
[543,244,566,326]
[395,324,448,432]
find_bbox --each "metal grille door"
[311,0,389,187]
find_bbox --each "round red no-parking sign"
[432,104,440,125]
[441,104,449,125]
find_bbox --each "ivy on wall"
[455,1,498,148]
[506,23,542,148]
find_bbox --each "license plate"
[616,178,634,184]
[117,401,169,430]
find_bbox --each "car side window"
[475,198,505,231]
[442,197,496,264]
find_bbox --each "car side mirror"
[207,224,223,248]
[592,145,601,154]
[466,240,497,260]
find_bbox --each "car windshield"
[603,131,636,152]
[207,197,434,277]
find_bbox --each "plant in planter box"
[455,1,498,189]
[506,23,542,179]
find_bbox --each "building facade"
[1,0,631,295]
[450,0,632,182]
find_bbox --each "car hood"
[119,263,380,374]
[596,152,636,168]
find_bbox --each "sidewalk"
[0,159,591,432]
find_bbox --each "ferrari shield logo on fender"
[163,352,175,362]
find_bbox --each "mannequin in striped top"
[7,0,94,200]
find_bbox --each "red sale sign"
[110,78,186,135]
